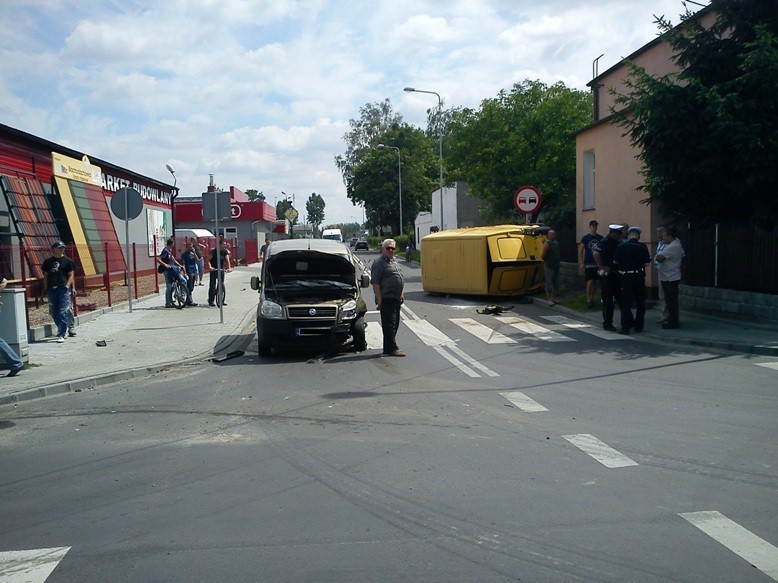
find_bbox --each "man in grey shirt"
[371,238,405,356]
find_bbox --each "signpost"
[110,187,143,312]
[513,185,542,223]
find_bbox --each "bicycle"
[171,277,188,309]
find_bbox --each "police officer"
[593,224,624,332]
[613,226,651,334]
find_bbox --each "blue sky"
[0,0,702,225]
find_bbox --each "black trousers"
[600,273,620,326]
[620,274,646,331]
[661,280,680,325]
[208,269,225,304]
[380,298,402,353]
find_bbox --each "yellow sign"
[52,152,102,186]
[284,207,299,222]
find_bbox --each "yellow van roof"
[421,224,543,240]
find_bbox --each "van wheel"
[351,317,367,352]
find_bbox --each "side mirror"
[360,273,370,288]
[250,275,261,290]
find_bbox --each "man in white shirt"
[655,227,684,329]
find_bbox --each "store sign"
[52,152,102,186]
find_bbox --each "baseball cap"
[51,240,66,249]
[589,220,598,226]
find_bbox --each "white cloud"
[0,0,700,225]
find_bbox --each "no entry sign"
[513,185,542,215]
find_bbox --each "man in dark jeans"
[371,238,405,357]
[593,224,624,332]
[613,226,651,334]
[208,240,232,306]
[41,240,76,342]
[655,227,684,329]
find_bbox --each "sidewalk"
[1,266,260,405]
[553,299,778,358]
[2,269,777,406]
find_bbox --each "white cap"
[608,224,623,231]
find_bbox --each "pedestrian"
[0,276,24,376]
[541,229,561,306]
[260,237,270,262]
[613,227,651,334]
[653,226,669,323]
[157,238,191,308]
[371,238,405,357]
[578,220,603,308]
[41,240,76,343]
[655,227,684,329]
[405,241,413,262]
[593,224,624,332]
[180,242,200,307]
[208,240,232,306]
[191,237,206,286]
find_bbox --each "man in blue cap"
[41,240,76,343]
[613,226,651,334]
[593,224,624,332]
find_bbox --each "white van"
[322,228,343,243]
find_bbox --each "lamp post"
[166,164,178,235]
[404,86,443,230]
[377,143,402,236]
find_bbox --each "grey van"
[250,239,370,356]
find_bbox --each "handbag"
[157,264,167,274]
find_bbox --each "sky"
[0,0,703,227]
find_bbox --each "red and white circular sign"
[513,185,542,215]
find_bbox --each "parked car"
[355,239,368,251]
[350,237,358,247]
[249,239,370,356]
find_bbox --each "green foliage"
[244,189,265,202]
[305,192,325,234]
[612,0,778,226]
[445,80,591,228]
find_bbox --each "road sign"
[513,185,542,215]
[284,207,299,222]
[110,187,143,220]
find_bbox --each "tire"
[173,282,187,309]
[351,316,367,352]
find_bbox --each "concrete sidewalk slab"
[1,266,260,405]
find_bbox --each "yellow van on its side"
[420,225,548,296]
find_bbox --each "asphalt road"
[2,254,777,582]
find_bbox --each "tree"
[244,189,265,202]
[612,0,778,226]
[306,192,325,235]
[445,80,591,227]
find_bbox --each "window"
[583,150,595,210]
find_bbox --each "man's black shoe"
[662,322,680,329]
[208,302,215,307]
[186,302,198,307]
[7,368,21,377]
[68,329,77,337]
[603,323,617,332]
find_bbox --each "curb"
[1,307,257,407]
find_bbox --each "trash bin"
[0,286,29,364]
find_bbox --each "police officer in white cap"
[613,226,651,334]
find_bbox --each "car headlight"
[260,298,285,319]
[341,299,358,320]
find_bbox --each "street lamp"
[377,143,402,236]
[404,86,444,230]
[166,164,178,235]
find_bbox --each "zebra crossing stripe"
[680,511,778,580]
[562,434,639,468]
[0,547,71,582]
[451,318,516,344]
[447,344,499,377]
[500,391,548,412]
[756,362,778,370]
[541,315,632,340]
[496,315,575,342]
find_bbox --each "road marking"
[0,547,71,582]
[365,320,384,350]
[679,511,778,580]
[451,318,516,344]
[431,345,479,377]
[500,391,548,412]
[756,362,778,371]
[562,434,638,468]
[496,315,574,342]
[447,344,499,377]
[541,315,632,340]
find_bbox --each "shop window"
[583,150,595,210]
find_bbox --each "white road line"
[364,320,384,350]
[0,547,71,582]
[756,362,778,371]
[562,434,639,468]
[679,511,778,580]
[431,345,479,377]
[541,315,632,340]
[500,391,548,412]
[496,315,575,342]
[403,318,455,347]
[448,344,499,377]
[451,318,516,344]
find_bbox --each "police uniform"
[594,226,622,330]
[613,228,651,333]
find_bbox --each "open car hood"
[265,249,356,287]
